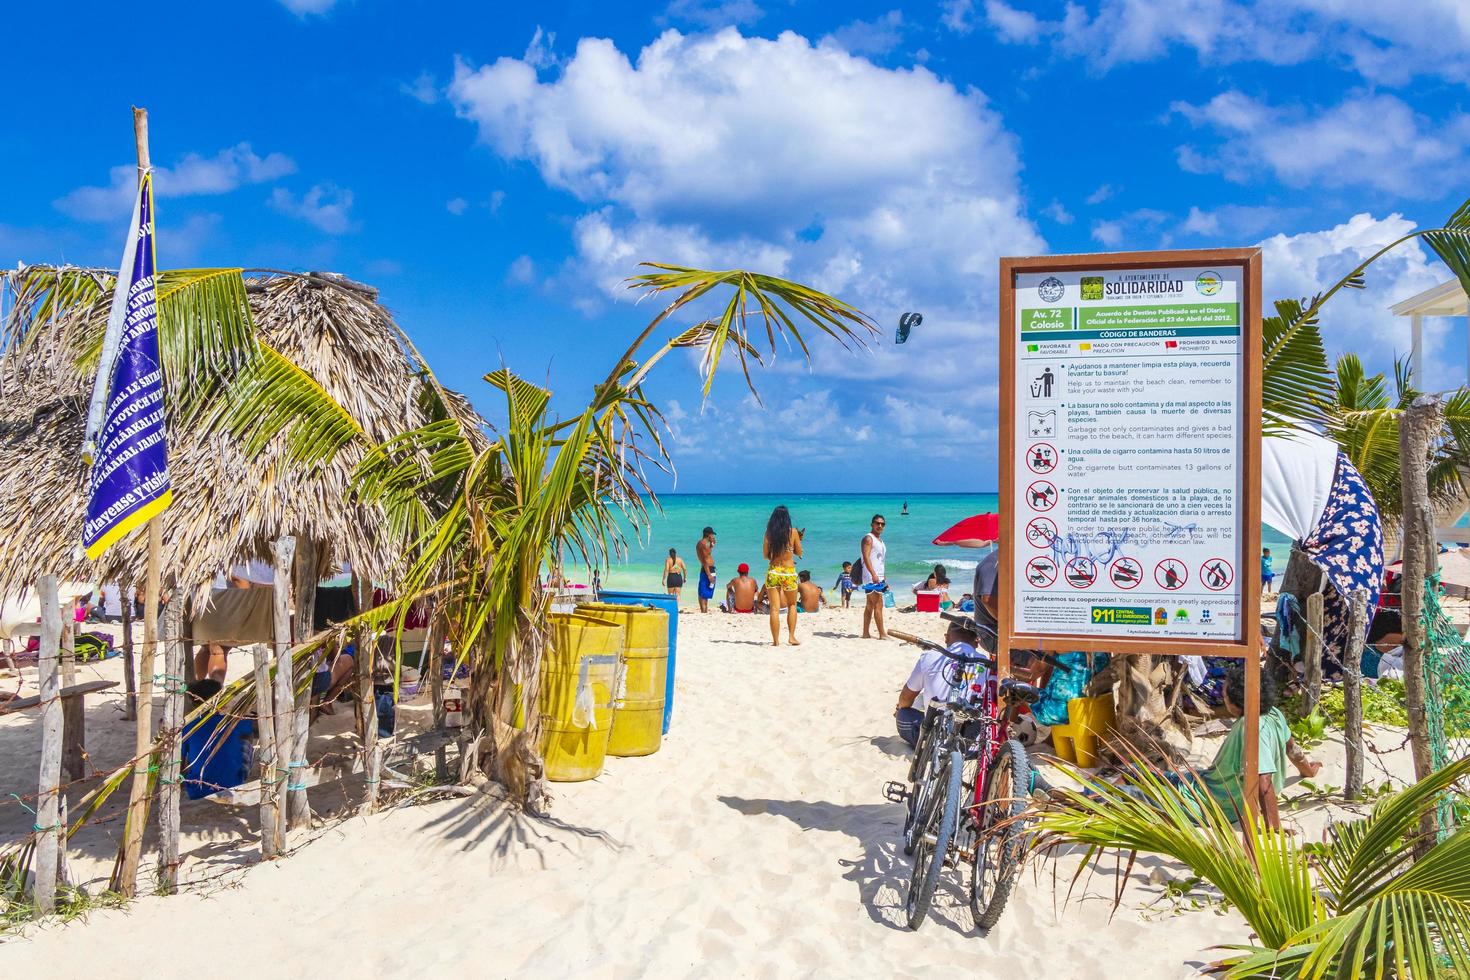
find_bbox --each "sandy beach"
[0,603,1421,978]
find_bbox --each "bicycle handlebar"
[938,611,1077,673]
[886,629,996,671]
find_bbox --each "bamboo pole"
[271,537,296,847]
[116,106,163,900]
[156,587,185,893]
[1343,589,1368,800]
[252,643,281,859]
[353,573,380,814]
[59,619,82,782]
[287,536,317,828]
[1400,394,1441,851]
[120,583,136,721]
[32,575,62,915]
[1303,591,1324,715]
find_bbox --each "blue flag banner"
[82,172,171,560]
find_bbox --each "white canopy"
[1262,429,1339,542]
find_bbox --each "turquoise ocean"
[597,494,1295,593]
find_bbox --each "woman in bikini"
[663,548,686,601]
[762,505,804,646]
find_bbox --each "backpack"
[851,558,864,586]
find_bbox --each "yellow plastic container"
[578,602,669,757]
[541,613,623,782]
[1050,693,1116,768]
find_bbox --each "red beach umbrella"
[932,513,999,548]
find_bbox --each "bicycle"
[884,617,1067,932]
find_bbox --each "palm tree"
[1036,753,1470,978]
[351,265,875,805]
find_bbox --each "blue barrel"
[596,590,678,734]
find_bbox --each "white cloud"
[984,1,1044,43]
[940,0,977,35]
[56,143,296,221]
[821,11,904,57]
[1260,212,1450,385]
[1085,183,1115,205]
[268,183,356,234]
[278,0,338,15]
[661,0,762,28]
[446,197,469,215]
[1091,220,1123,247]
[401,71,439,104]
[506,254,536,284]
[983,0,1470,86]
[523,27,560,70]
[1042,200,1074,224]
[1173,91,1470,197]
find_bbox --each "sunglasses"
[873,521,886,527]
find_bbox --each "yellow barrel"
[578,602,669,757]
[541,613,623,782]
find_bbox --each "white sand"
[0,606,1420,977]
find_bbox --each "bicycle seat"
[999,678,1042,705]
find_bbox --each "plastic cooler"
[915,590,942,612]
[596,590,678,734]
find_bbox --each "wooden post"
[353,573,380,814]
[120,583,137,721]
[270,536,296,847]
[156,587,185,893]
[252,643,282,859]
[1400,395,1441,844]
[428,619,447,781]
[1303,590,1324,715]
[117,518,163,897]
[33,575,62,915]
[117,105,164,899]
[287,536,317,829]
[1343,589,1368,800]
[60,614,76,689]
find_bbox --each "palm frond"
[1261,298,1333,432]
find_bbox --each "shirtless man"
[797,570,824,612]
[696,526,717,613]
[723,563,760,613]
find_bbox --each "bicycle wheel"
[905,749,962,931]
[902,721,940,855]
[969,738,1031,932]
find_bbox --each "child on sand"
[834,561,856,608]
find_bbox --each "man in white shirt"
[893,622,986,748]
[861,514,889,640]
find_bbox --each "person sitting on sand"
[722,563,761,613]
[893,621,985,748]
[913,564,947,594]
[182,679,256,800]
[762,505,804,646]
[797,570,825,612]
[311,642,357,719]
[833,561,856,608]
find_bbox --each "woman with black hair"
[762,505,804,646]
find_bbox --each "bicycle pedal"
[882,781,910,804]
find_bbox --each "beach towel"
[192,588,275,645]
[1301,453,1383,667]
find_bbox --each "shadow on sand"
[716,794,975,936]
[419,792,624,870]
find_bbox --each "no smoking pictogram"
[1025,517,1058,548]
[1201,558,1234,591]
[1025,556,1058,588]
[1026,442,1057,474]
[1025,480,1057,512]
[1109,557,1142,590]
[1065,557,1098,589]
[1155,559,1188,591]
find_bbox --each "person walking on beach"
[861,514,889,640]
[696,526,717,613]
[663,548,686,601]
[763,505,804,646]
[834,561,856,608]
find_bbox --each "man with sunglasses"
[861,514,889,640]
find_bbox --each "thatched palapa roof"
[0,270,479,604]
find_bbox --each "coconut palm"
[351,264,875,805]
[1036,753,1470,978]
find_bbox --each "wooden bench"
[0,680,119,781]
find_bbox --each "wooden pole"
[353,572,380,814]
[59,619,83,782]
[120,582,136,721]
[428,618,447,781]
[252,643,281,859]
[156,586,185,893]
[1303,590,1324,715]
[1343,589,1368,800]
[270,537,296,847]
[287,537,317,828]
[60,613,76,689]
[117,105,162,900]
[1401,394,1442,851]
[33,575,62,915]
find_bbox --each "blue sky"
[5,0,1469,492]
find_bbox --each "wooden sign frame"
[998,248,1263,809]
